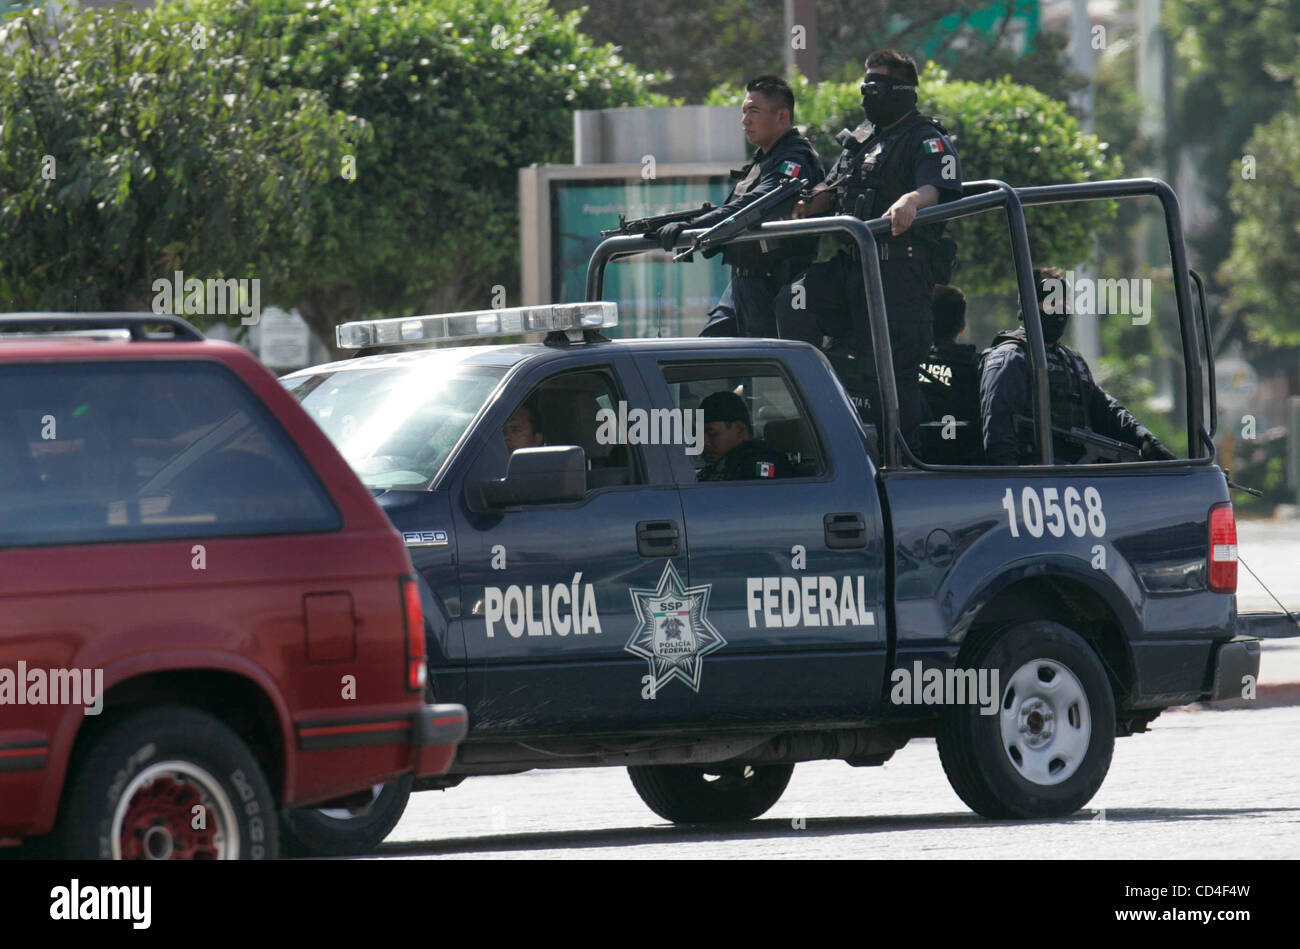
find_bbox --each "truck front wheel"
[627,763,794,824]
[937,620,1115,819]
[280,776,412,857]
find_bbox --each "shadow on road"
[358,805,1300,858]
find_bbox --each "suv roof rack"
[0,312,205,342]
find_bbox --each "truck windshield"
[284,362,507,488]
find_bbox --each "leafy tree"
[1220,107,1300,346]
[1165,0,1300,294]
[552,0,1082,104]
[0,8,362,316]
[707,65,1123,297]
[147,0,663,351]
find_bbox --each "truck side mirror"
[478,446,586,508]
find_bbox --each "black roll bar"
[584,176,1209,471]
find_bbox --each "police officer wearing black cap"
[778,49,962,452]
[697,391,794,481]
[980,267,1176,465]
[657,76,824,338]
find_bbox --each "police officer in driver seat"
[697,391,794,481]
[980,267,1176,465]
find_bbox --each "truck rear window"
[0,361,340,547]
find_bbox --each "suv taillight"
[1207,502,1237,594]
[402,577,427,691]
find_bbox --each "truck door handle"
[824,512,867,549]
[637,520,680,558]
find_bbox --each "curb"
[1174,682,1300,712]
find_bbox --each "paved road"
[1238,519,1300,689]
[376,705,1300,859]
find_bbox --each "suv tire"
[59,706,278,859]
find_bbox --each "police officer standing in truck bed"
[778,49,962,452]
[657,76,824,339]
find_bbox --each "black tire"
[58,705,278,859]
[628,763,794,824]
[279,775,412,857]
[937,619,1116,819]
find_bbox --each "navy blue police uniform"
[917,338,982,463]
[697,439,795,481]
[777,111,962,450]
[686,128,824,338]
[979,327,1155,465]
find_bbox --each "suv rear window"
[0,360,339,547]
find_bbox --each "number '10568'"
[1001,486,1106,538]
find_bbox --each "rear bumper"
[411,703,468,778]
[1236,611,1300,640]
[1207,637,1261,702]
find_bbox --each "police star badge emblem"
[625,561,726,694]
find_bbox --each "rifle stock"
[600,203,715,238]
[1013,414,1141,464]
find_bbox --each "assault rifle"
[600,203,715,238]
[1013,415,1141,465]
[671,177,809,262]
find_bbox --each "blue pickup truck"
[279,178,1293,849]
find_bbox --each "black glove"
[1139,433,1175,461]
[656,221,686,252]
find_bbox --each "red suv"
[0,314,466,859]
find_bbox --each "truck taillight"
[402,577,427,691]
[1207,502,1237,594]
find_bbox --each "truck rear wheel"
[280,776,412,857]
[59,706,277,859]
[937,620,1115,819]
[628,763,794,824]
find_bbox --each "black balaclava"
[860,73,917,128]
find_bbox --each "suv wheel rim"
[111,761,240,859]
[999,658,1091,787]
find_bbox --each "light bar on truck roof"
[335,302,619,350]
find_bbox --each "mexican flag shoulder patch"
[922,138,946,154]
[778,160,803,178]
[757,461,776,478]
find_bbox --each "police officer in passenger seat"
[779,49,963,454]
[918,284,980,425]
[979,267,1176,465]
[697,391,794,481]
[656,76,824,338]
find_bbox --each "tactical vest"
[991,328,1091,458]
[721,131,820,272]
[835,112,950,247]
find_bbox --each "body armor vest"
[834,112,949,247]
[992,328,1091,461]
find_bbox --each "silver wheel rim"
[999,658,1091,787]
[110,760,240,860]
[317,783,385,820]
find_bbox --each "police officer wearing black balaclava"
[777,49,962,454]
[979,266,1176,465]
[656,75,824,339]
